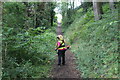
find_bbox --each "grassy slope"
[64,4,118,78]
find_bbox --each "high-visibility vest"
[58,40,66,50]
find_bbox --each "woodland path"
[49,23,81,78]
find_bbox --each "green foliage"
[61,2,77,32]
[64,3,118,78]
[2,2,57,79]
[79,2,93,13]
[102,3,110,14]
[3,2,26,29]
[2,26,56,78]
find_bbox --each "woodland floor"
[49,23,81,78]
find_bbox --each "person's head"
[57,35,63,40]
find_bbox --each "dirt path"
[50,23,81,78]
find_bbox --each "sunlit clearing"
[55,14,62,23]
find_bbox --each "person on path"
[55,35,70,66]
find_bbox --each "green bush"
[2,26,56,78]
[2,2,57,79]
[64,4,118,78]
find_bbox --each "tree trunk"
[35,2,45,28]
[50,10,54,26]
[93,0,103,21]
[0,2,2,80]
[50,3,54,26]
[34,3,37,28]
[73,1,74,9]
[109,0,116,13]
[23,2,31,29]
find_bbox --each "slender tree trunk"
[93,0,103,21]
[118,2,120,62]
[109,0,116,13]
[23,2,31,29]
[34,3,37,28]
[4,42,7,59]
[73,1,74,9]
[51,10,54,26]
[35,2,45,28]
[50,3,54,26]
[0,2,2,80]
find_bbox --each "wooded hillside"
[62,1,119,78]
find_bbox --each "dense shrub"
[64,3,118,78]
[2,27,56,78]
[2,2,57,78]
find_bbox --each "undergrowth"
[64,4,119,78]
[2,27,56,78]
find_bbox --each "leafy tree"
[2,2,57,78]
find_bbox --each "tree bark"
[23,2,31,29]
[93,0,103,21]
[50,3,54,26]
[109,0,116,13]
[34,3,37,28]
[0,2,2,80]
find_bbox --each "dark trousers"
[57,50,66,65]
